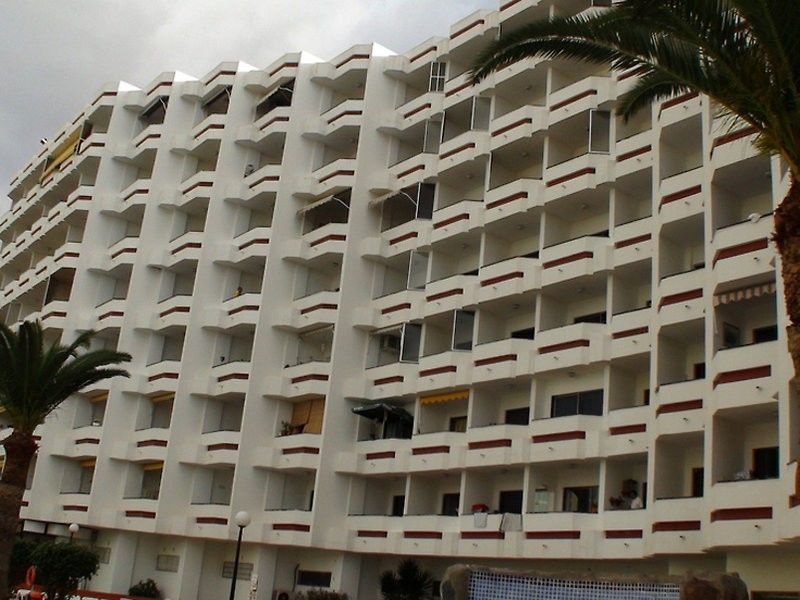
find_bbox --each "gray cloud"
[0,0,493,199]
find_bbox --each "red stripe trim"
[616,145,651,162]
[260,115,290,130]
[462,531,504,539]
[412,445,450,455]
[551,90,597,111]
[404,103,432,119]
[410,46,438,62]
[227,304,259,316]
[63,505,89,512]
[125,510,156,519]
[426,288,463,301]
[282,447,320,455]
[538,339,589,354]
[159,305,189,317]
[440,143,476,160]
[713,238,768,264]
[658,288,702,309]
[652,520,701,532]
[366,451,396,460]
[358,530,388,537]
[309,234,346,247]
[605,529,643,538]
[137,439,167,448]
[238,237,269,250]
[660,185,701,207]
[493,118,533,137]
[207,443,239,451]
[710,506,772,522]
[389,231,419,245]
[335,53,370,68]
[451,19,485,39]
[419,365,457,377]
[468,439,512,450]
[217,373,249,383]
[712,365,771,388]
[148,372,179,382]
[268,62,299,77]
[290,373,329,383]
[486,191,527,210]
[434,213,469,229]
[381,302,411,314]
[656,399,702,415]
[609,423,646,435]
[474,354,517,367]
[299,303,338,315]
[615,234,651,249]
[327,110,362,124]
[526,530,580,539]
[196,517,228,525]
[546,168,595,187]
[543,251,593,269]
[532,430,585,443]
[612,326,648,339]
[374,375,404,385]
[660,92,699,112]
[481,271,524,286]
[404,530,442,539]
[193,123,224,139]
[273,523,311,531]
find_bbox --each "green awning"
[352,403,412,422]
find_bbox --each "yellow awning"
[150,392,175,403]
[143,462,164,471]
[88,391,109,403]
[40,129,81,181]
[80,459,96,468]
[419,389,469,405]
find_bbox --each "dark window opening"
[693,362,706,380]
[391,495,405,517]
[691,467,704,497]
[753,325,779,344]
[562,486,598,513]
[753,446,779,479]
[505,407,530,426]
[498,490,523,514]
[449,416,467,433]
[511,327,535,340]
[573,311,606,325]
[255,79,295,120]
[202,86,231,116]
[296,571,332,588]
[141,97,168,126]
[551,389,603,418]
[441,493,460,516]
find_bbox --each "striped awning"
[80,459,97,468]
[40,129,81,181]
[87,391,109,403]
[143,462,164,471]
[150,392,175,403]
[298,193,349,216]
[419,389,469,405]
[714,282,776,306]
[369,188,417,208]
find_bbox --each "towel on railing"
[473,511,488,528]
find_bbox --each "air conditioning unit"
[272,590,299,600]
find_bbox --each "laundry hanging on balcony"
[713,281,775,306]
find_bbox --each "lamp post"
[228,511,251,600]
[68,523,79,542]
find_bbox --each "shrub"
[380,559,434,600]
[30,541,100,599]
[129,578,161,598]
[9,538,39,589]
[303,590,348,600]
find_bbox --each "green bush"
[298,590,348,600]
[380,559,434,600]
[129,578,161,598]
[9,538,39,588]
[30,541,99,599]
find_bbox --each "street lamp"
[68,523,79,542]
[228,511,251,600]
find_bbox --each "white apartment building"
[1,0,798,598]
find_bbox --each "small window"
[391,495,405,517]
[551,389,603,417]
[551,393,578,418]
[449,416,467,433]
[573,311,606,325]
[511,327,535,340]
[296,570,332,588]
[156,554,180,573]
[441,492,460,516]
[498,490,523,514]
[753,446,779,479]
[222,561,253,580]
[753,325,778,344]
[429,62,447,92]
[505,407,530,426]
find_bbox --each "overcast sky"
[0,0,494,201]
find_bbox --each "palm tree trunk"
[773,174,800,380]
[0,431,38,596]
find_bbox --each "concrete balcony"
[177,171,215,206]
[153,294,192,329]
[189,113,226,146]
[534,322,608,373]
[257,433,322,471]
[706,479,779,547]
[238,106,292,147]
[657,268,705,326]
[417,350,473,392]
[75,132,108,163]
[118,498,159,530]
[374,218,432,259]
[208,360,251,396]
[117,179,151,209]
[443,72,475,107]
[349,438,413,475]
[162,231,204,267]
[431,199,484,244]
[483,178,544,224]
[129,124,164,155]
[107,236,139,270]
[658,166,704,221]
[423,274,478,317]
[51,425,103,459]
[522,512,599,558]
[345,514,401,553]
[285,290,341,330]
[477,256,541,303]
[448,10,497,53]
[464,424,529,468]
[387,153,438,190]
[658,92,702,128]
[612,216,653,267]
[390,91,444,131]
[211,292,261,330]
[600,509,648,558]
[544,153,613,201]
[307,99,364,139]
[711,215,773,286]
[609,307,652,359]
[530,414,602,462]
[548,76,614,125]
[490,105,546,151]
[270,361,332,398]
[540,236,612,287]
[59,492,92,516]
[311,158,357,197]
[141,360,182,396]
[283,222,348,262]
[313,46,371,82]
[709,341,778,410]
[262,509,313,545]
[653,379,706,436]
[457,512,523,558]
[407,431,467,472]
[196,430,241,466]
[187,502,231,529]
[614,131,653,178]
[471,338,536,384]
[362,288,425,330]
[353,361,420,400]
[227,226,271,264]
[438,131,490,174]
[128,428,170,463]
[95,298,127,331]
[647,496,705,554]
[604,405,650,456]
[397,515,459,556]
[709,125,759,170]
[242,164,281,201]
[40,300,69,331]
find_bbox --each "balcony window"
[201,86,231,117]
[550,389,603,418]
[391,495,405,517]
[282,397,325,436]
[255,79,294,120]
[505,407,530,426]
[753,447,779,480]
[498,490,523,514]
[562,486,599,513]
[429,62,447,92]
[367,323,421,367]
[78,464,95,494]
[140,464,163,500]
[449,415,467,432]
[150,395,173,429]
[140,96,168,126]
[352,402,413,440]
[452,310,475,351]
[441,493,460,516]
[573,310,606,325]
[379,183,435,231]
[301,190,351,233]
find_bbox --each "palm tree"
[0,321,130,595]
[380,559,434,600]
[471,0,800,375]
